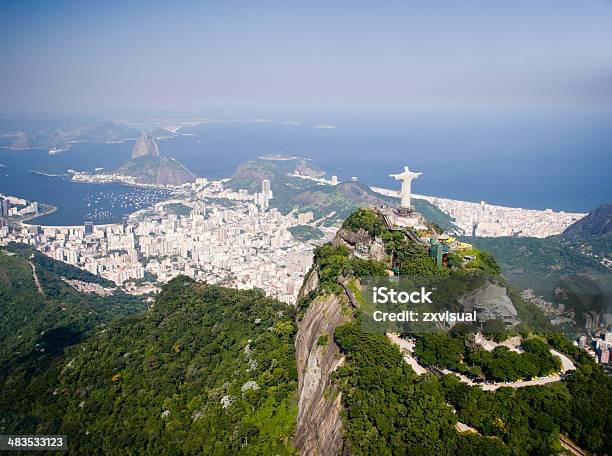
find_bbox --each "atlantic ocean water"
[1,109,610,225]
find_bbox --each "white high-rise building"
[261,179,271,210]
[262,179,271,194]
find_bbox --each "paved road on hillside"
[386,332,576,391]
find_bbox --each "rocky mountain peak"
[132,134,160,159]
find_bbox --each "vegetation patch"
[164,202,192,216]
[0,277,298,455]
[288,225,324,241]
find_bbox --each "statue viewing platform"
[382,165,428,230]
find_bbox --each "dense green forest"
[414,331,561,382]
[2,207,610,455]
[440,359,612,455]
[332,309,610,455]
[0,246,144,369]
[466,234,611,302]
[0,276,298,455]
[7,242,116,286]
[334,321,512,455]
[316,209,612,455]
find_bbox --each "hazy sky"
[2,0,612,112]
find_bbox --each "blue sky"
[1,0,611,112]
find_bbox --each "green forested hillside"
[302,208,612,455]
[334,322,513,455]
[0,276,298,455]
[0,247,144,369]
[2,207,610,456]
[440,361,611,456]
[466,235,609,281]
[228,159,457,230]
[466,235,611,308]
[7,242,115,286]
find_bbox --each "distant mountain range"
[0,114,140,150]
[114,134,196,186]
[228,158,456,229]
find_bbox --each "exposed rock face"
[116,156,196,186]
[116,134,195,186]
[131,134,160,159]
[294,270,350,456]
[335,228,372,248]
[299,268,320,298]
[459,282,519,325]
[334,228,388,263]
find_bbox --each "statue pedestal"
[378,205,427,230]
[395,206,413,217]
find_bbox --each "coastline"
[8,169,588,234]
[370,186,586,216]
[15,204,57,225]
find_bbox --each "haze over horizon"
[2,0,612,113]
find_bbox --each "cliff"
[294,269,351,456]
[115,155,196,186]
[115,134,196,186]
[131,134,160,159]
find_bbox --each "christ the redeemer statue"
[390,166,422,209]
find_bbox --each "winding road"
[386,332,576,391]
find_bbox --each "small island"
[259,154,303,161]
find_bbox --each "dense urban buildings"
[372,187,584,237]
[0,182,332,303]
